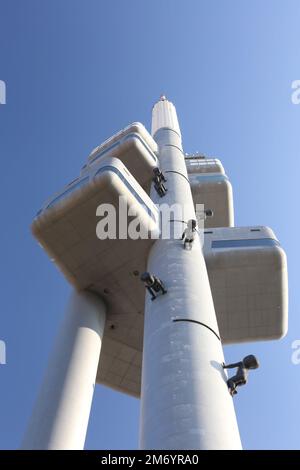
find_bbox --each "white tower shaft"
[139,98,242,449]
[22,290,106,450]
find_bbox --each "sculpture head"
[140,272,154,286]
[187,219,197,231]
[243,355,259,370]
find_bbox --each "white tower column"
[22,290,106,450]
[139,97,242,449]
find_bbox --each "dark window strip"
[212,238,280,249]
[46,176,89,210]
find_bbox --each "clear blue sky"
[0,0,299,450]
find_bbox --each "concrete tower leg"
[139,98,242,450]
[22,290,106,450]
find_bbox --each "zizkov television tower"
[22,96,287,450]
[139,97,241,449]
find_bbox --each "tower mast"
[139,97,241,449]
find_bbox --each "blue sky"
[0,0,299,449]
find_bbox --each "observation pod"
[186,157,234,228]
[83,122,158,192]
[203,226,288,343]
[185,156,224,174]
[32,157,159,398]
